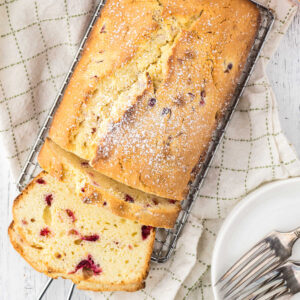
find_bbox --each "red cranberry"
[91,128,96,134]
[81,234,99,242]
[45,194,53,206]
[40,227,51,237]
[81,188,85,193]
[125,194,134,203]
[141,225,152,240]
[100,25,106,33]
[103,201,107,206]
[36,178,46,184]
[128,245,133,250]
[22,220,28,225]
[66,209,76,222]
[69,255,102,275]
[81,162,89,167]
[169,200,176,204]
[148,98,156,107]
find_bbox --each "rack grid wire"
[16,0,274,284]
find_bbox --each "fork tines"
[216,239,283,299]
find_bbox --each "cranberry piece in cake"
[81,234,100,242]
[141,225,152,240]
[40,227,51,237]
[70,255,102,275]
[125,194,134,203]
[36,178,46,184]
[45,194,53,206]
[65,209,76,222]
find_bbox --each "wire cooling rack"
[15,0,274,299]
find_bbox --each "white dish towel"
[0,0,299,299]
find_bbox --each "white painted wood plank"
[0,7,299,300]
[267,9,300,156]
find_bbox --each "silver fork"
[232,260,300,300]
[216,227,300,299]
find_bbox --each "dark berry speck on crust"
[81,162,89,167]
[188,92,195,99]
[100,25,106,33]
[162,107,171,115]
[125,194,134,203]
[148,98,156,107]
[200,90,206,105]
[225,62,233,73]
[141,225,152,240]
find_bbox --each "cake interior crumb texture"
[10,172,154,291]
[49,0,260,200]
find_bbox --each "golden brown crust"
[38,138,181,228]
[91,0,261,200]
[48,0,260,200]
[49,0,160,152]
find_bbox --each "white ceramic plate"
[211,177,300,300]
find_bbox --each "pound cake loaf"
[38,138,181,228]
[49,0,260,200]
[10,172,155,291]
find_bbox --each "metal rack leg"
[37,278,53,300]
[67,283,75,300]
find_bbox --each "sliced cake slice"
[10,172,155,292]
[38,138,181,229]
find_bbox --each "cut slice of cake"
[38,138,181,229]
[10,172,155,292]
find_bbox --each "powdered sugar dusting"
[58,0,260,199]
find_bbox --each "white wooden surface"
[0,9,299,300]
